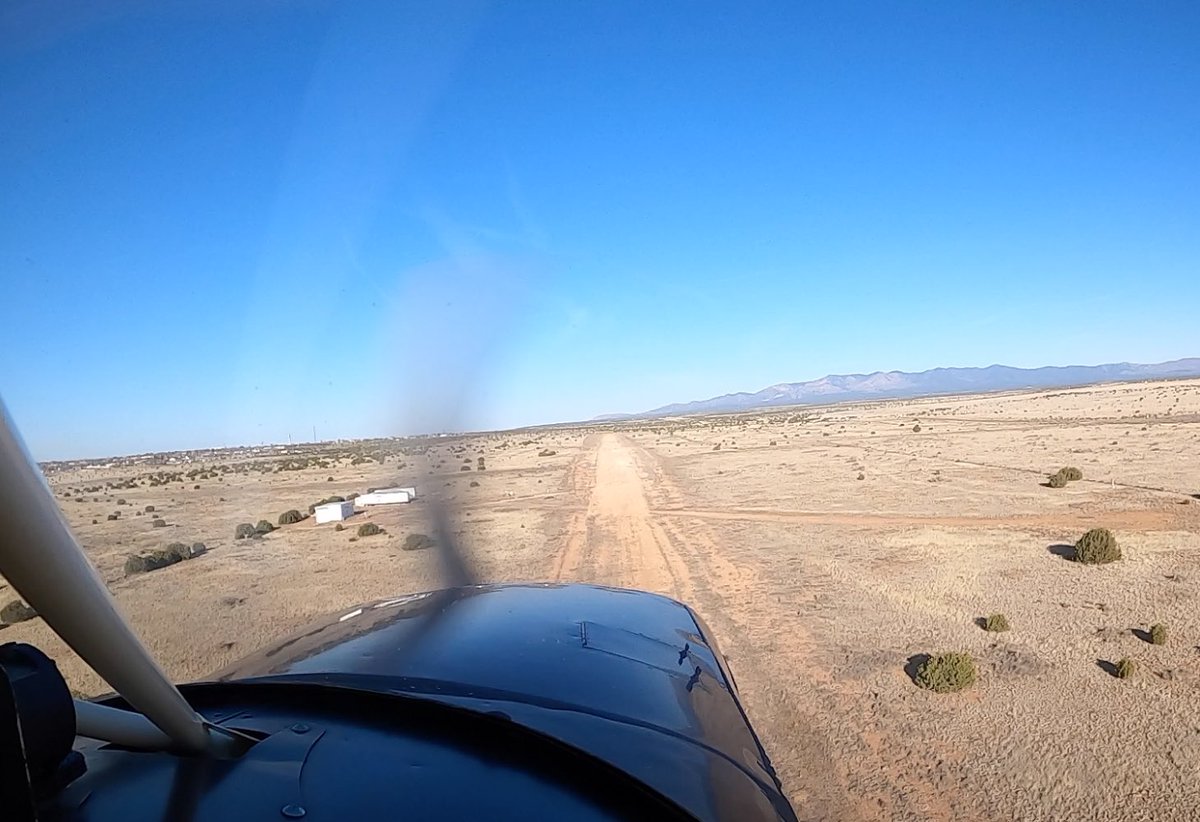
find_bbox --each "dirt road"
[551,433,925,820]
[552,433,693,599]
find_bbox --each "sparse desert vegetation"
[913,652,977,693]
[3,376,1199,820]
[1075,527,1122,565]
[982,613,1010,632]
[124,550,180,575]
[1048,465,1084,488]
[278,509,306,525]
[1,599,38,624]
[402,533,435,551]
[1115,657,1137,679]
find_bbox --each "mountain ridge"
[595,357,1200,420]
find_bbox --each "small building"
[314,500,355,523]
[355,488,412,507]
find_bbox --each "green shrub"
[235,522,256,539]
[1047,470,1069,488]
[117,498,127,505]
[278,509,305,525]
[1,599,37,624]
[255,520,275,534]
[1074,528,1120,564]
[160,542,205,561]
[357,522,383,537]
[1061,466,1083,481]
[107,514,119,521]
[123,551,182,576]
[914,652,976,693]
[1149,623,1167,645]
[912,424,922,433]
[151,518,167,528]
[1116,657,1136,679]
[460,465,471,471]
[165,542,189,560]
[538,448,557,457]
[983,613,1010,632]
[144,505,155,512]
[402,533,435,551]
[469,480,480,487]
[334,523,345,531]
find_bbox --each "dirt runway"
[550,433,892,819]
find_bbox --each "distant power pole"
[313,425,317,443]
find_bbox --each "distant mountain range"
[596,358,1200,420]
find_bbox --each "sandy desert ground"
[4,377,1200,820]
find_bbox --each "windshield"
[2,3,1199,820]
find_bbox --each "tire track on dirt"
[552,433,691,601]
[551,435,598,583]
[649,505,1197,532]
[637,445,965,821]
[816,438,1200,500]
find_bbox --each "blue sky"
[2,1,1198,459]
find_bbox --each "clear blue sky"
[2,2,1198,459]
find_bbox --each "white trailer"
[314,500,355,523]
[355,489,411,507]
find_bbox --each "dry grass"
[2,377,1199,820]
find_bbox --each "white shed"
[314,500,355,523]
[355,489,411,507]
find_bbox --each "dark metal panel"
[205,583,794,820]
